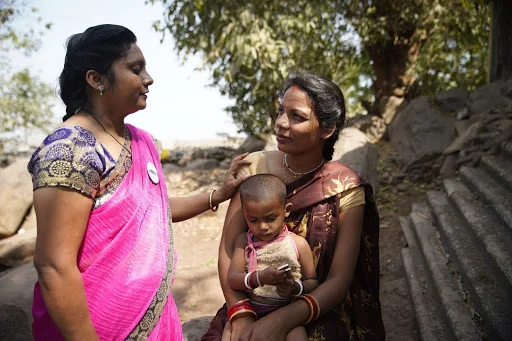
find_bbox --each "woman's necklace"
[82,109,131,155]
[283,153,324,180]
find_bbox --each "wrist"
[212,188,227,206]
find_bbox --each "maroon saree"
[203,162,385,340]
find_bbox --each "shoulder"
[237,151,268,177]
[27,126,110,197]
[289,232,309,251]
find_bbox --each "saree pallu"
[203,162,384,341]
[32,124,183,341]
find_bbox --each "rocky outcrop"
[400,81,512,340]
[182,316,214,341]
[0,262,38,341]
[388,96,455,170]
[333,127,379,192]
[0,158,32,238]
[401,140,512,340]
[0,207,37,268]
[435,88,469,113]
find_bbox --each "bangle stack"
[292,294,321,324]
[227,299,257,323]
[244,271,261,291]
[209,189,219,212]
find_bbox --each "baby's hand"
[258,267,288,286]
[276,272,298,298]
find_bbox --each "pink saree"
[32,124,183,340]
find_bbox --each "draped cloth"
[32,124,183,341]
[202,161,385,341]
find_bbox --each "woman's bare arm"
[218,191,250,305]
[170,153,250,222]
[33,187,99,341]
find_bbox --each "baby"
[222,174,319,341]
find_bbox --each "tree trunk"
[489,0,512,82]
[366,40,420,115]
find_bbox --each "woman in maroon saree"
[203,72,385,340]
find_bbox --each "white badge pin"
[147,162,159,184]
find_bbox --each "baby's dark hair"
[239,174,287,207]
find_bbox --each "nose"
[144,71,154,87]
[275,113,289,130]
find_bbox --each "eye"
[131,65,142,74]
[264,216,277,223]
[277,107,284,116]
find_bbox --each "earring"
[98,85,104,96]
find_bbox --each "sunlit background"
[10,0,243,149]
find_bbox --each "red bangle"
[292,294,321,324]
[227,301,256,322]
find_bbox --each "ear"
[321,125,336,140]
[85,70,105,92]
[284,202,293,218]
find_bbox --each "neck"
[83,105,125,137]
[284,150,324,174]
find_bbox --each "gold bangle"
[209,189,219,212]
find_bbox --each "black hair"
[59,24,137,121]
[279,72,346,161]
[239,174,287,207]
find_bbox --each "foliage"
[0,69,54,134]
[0,0,54,150]
[149,0,489,135]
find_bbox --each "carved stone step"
[427,190,512,341]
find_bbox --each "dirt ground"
[168,141,442,340]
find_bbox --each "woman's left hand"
[215,153,251,203]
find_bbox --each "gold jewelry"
[284,153,324,179]
[82,108,131,155]
[209,189,219,212]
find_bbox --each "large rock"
[332,127,379,192]
[435,88,469,113]
[0,262,37,341]
[237,136,265,154]
[184,158,219,171]
[466,80,512,115]
[347,115,387,143]
[0,158,33,238]
[388,96,455,169]
[0,207,37,268]
[182,316,214,341]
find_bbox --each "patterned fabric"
[27,125,132,209]
[202,161,385,341]
[29,124,182,341]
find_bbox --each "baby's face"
[242,197,286,242]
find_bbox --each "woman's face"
[106,43,153,114]
[275,86,325,155]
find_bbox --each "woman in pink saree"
[27,24,248,341]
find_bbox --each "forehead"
[121,43,145,63]
[242,198,284,216]
[281,86,312,109]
